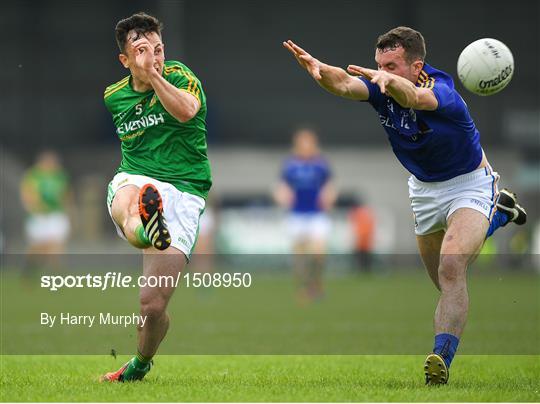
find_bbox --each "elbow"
[176,112,196,123]
[174,100,200,123]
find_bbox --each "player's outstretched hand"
[283,40,322,80]
[348,65,392,94]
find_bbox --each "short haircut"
[115,12,163,52]
[376,26,426,63]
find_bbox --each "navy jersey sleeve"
[359,77,385,109]
[430,79,462,115]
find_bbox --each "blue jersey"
[281,156,331,213]
[360,63,483,182]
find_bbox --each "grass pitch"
[2,269,538,355]
[1,266,539,401]
[1,354,539,402]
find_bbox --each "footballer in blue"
[284,26,526,385]
[274,129,336,303]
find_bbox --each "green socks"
[135,351,152,366]
[121,353,153,381]
[134,224,151,247]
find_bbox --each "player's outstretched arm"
[283,40,368,101]
[347,65,438,110]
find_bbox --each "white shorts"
[25,212,70,244]
[288,212,331,242]
[408,167,499,236]
[107,173,205,258]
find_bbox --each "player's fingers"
[132,37,151,46]
[133,44,150,54]
[134,43,152,51]
[289,52,307,67]
[361,68,373,78]
[346,66,362,76]
[133,44,150,55]
[283,42,303,61]
[371,74,382,84]
[371,74,386,93]
[284,42,302,59]
[286,40,319,76]
[285,40,299,49]
[283,41,295,53]
[133,41,153,53]
[348,65,370,78]
[286,39,298,48]
[298,54,313,62]
[289,41,309,56]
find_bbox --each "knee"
[111,186,140,226]
[438,255,467,288]
[140,296,167,320]
[127,198,139,218]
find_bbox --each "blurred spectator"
[274,128,337,304]
[349,197,376,273]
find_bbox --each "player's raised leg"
[425,208,489,385]
[111,185,149,248]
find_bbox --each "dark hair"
[376,26,426,63]
[115,12,163,52]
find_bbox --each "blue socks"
[433,333,460,368]
[485,210,510,238]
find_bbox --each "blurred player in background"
[274,129,337,304]
[20,150,72,272]
[284,27,526,384]
[101,12,211,382]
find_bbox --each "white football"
[457,38,514,96]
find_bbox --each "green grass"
[2,271,538,355]
[1,268,539,401]
[1,355,539,402]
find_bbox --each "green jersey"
[104,60,212,199]
[22,168,69,213]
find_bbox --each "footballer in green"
[102,12,211,382]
